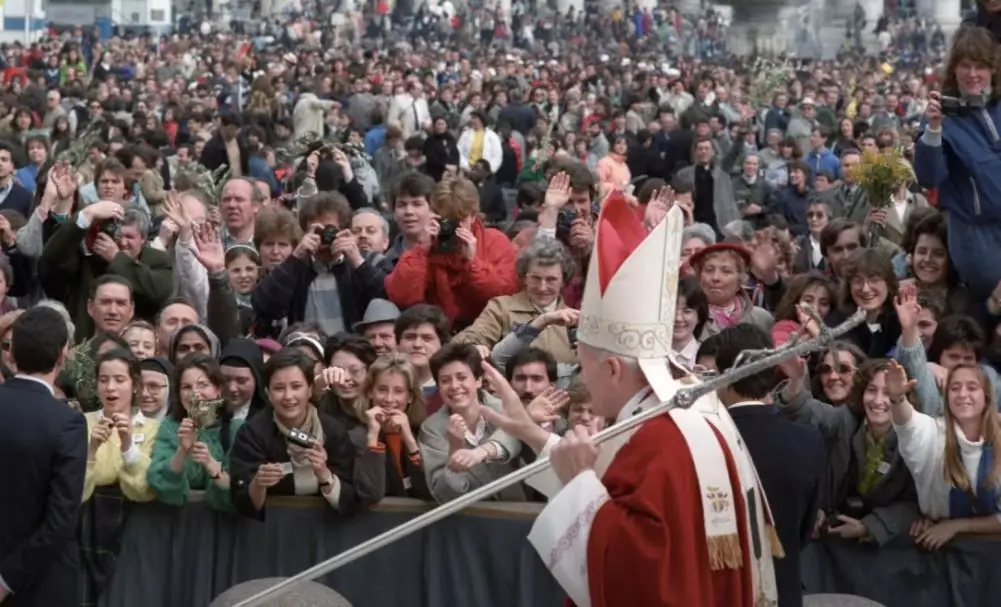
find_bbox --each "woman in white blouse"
[886,360,1001,549]
[671,278,708,370]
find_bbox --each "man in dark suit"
[0,306,87,607]
[713,324,825,607]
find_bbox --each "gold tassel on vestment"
[767,526,785,559]
[707,533,743,570]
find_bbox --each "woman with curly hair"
[776,356,920,544]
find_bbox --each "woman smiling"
[418,343,524,503]
[363,354,432,500]
[671,278,708,370]
[888,361,1001,549]
[229,349,382,519]
[777,357,919,544]
[688,243,773,338]
[900,214,971,316]
[147,355,242,512]
[830,248,902,358]
[811,343,867,407]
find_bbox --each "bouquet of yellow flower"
[847,148,914,245]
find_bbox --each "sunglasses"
[818,363,854,376]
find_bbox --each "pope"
[484,192,780,607]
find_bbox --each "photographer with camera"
[914,26,1001,309]
[385,176,520,330]
[251,191,388,339]
[38,197,174,342]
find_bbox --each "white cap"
[578,193,685,401]
[800,97,816,106]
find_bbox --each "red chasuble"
[575,414,755,607]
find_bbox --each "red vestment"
[577,414,755,607]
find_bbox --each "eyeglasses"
[142,383,167,395]
[818,363,854,376]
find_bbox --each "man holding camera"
[385,176,520,330]
[252,192,388,337]
[37,199,174,342]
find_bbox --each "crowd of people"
[2,0,1001,604]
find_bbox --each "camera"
[939,95,984,118]
[432,217,460,254]
[100,219,122,240]
[286,427,314,449]
[556,208,577,239]
[567,326,578,349]
[821,498,866,535]
[314,225,339,245]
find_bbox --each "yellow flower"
[847,148,913,209]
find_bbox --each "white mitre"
[576,194,684,401]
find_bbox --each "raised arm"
[894,287,944,415]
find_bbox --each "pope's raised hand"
[479,362,554,454]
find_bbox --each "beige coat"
[453,290,578,365]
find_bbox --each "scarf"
[709,296,746,330]
[272,405,326,496]
[857,427,887,495]
[948,441,1000,517]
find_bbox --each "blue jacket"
[805,147,840,181]
[774,184,811,237]
[914,102,1001,222]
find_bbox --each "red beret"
[688,242,752,269]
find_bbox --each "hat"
[577,192,685,400]
[688,243,752,271]
[140,357,174,378]
[800,97,815,106]
[353,299,401,333]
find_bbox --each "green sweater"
[147,417,243,513]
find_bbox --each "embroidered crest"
[706,486,731,514]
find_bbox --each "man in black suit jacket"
[0,306,87,607]
[713,325,825,607]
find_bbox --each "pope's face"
[576,343,623,419]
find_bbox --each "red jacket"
[385,220,520,325]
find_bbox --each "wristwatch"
[318,477,333,489]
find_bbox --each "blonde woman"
[688,243,773,337]
[886,360,1001,549]
[362,354,432,500]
